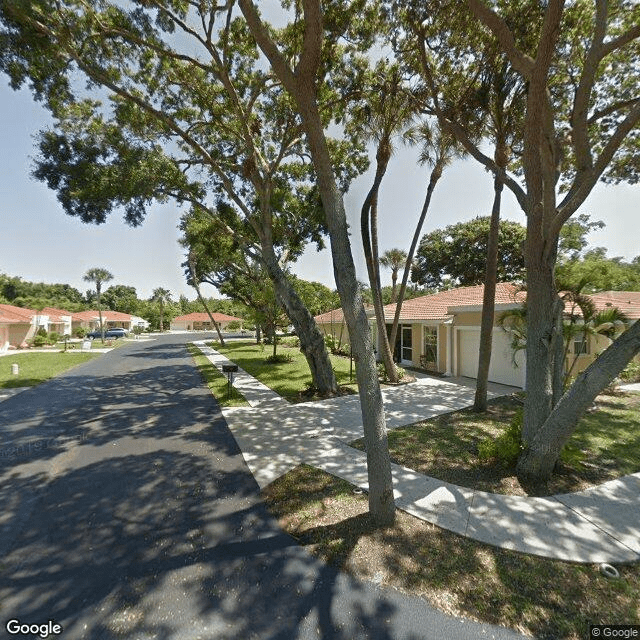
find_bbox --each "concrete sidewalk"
[193,341,640,564]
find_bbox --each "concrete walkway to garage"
[194,341,640,564]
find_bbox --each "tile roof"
[41,307,73,322]
[172,312,243,323]
[587,291,640,319]
[314,305,375,325]
[382,283,525,322]
[73,310,132,321]
[0,304,36,323]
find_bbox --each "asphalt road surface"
[0,334,529,640]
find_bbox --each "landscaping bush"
[265,353,293,364]
[74,327,87,338]
[31,334,48,347]
[280,336,300,348]
[478,409,523,465]
[377,362,406,382]
[47,331,60,345]
[620,360,640,383]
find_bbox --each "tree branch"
[465,0,535,78]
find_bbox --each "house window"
[421,326,438,371]
[573,332,590,355]
[401,325,413,363]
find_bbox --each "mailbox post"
[221,364,239,399]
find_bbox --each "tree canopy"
[412,217,527,289]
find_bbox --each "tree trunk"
[389,166,441,353]
[517,319,640,482]
[521,230,559,446]
[261,244,338,395]
[551,296,565,406]
[239,0,395,526]
[97,291,104,344]
[474,177,503,411]
[299,98,395,526]
[390,271,398,303]
[189,255,226,345]
[361,146,397,383]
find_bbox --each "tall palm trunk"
[361,142,397,382]
[389,162,443,353]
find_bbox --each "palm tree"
[151,287,172,332]
[356,60,416,383]
[83,268,113,343]
[387,122,466,357]
[379,249,408,304]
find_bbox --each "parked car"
[86,327,129,339]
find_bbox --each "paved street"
[0,335,527,640]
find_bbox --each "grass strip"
[210,340,358,402]
[187,343,249,407]
[263,464,640,640]
[0,352,101,389]
[350,393,640,496]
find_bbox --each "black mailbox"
[222,364,238,373]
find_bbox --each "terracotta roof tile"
[0,304,36,323]
[73,310,132,321]
[382,283,525,322]
[587,291,640,319]
[172,312,243,323]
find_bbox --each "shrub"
[620,360,640,383]
[74,327,87,338]
[377,362,406,382]
[478,409,524,466]
[280,336,300,348]
[265,353,293,364]
[47,331,60,345]
[31,334,48,347]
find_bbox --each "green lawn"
[187,343,248,407]
[351,392,640,496]
[209,340,358,402]
[0,351,101,388]
[263,464,639,640]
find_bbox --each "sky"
[1,75,638,303]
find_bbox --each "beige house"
[314,284,640,390]
[0,304,37,349]
[170,312,243,332]
[563,291,640,376]
[73,310,134,332]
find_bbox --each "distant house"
[40,307,74,336]
[73,310,134,332]
[314,283,640,389]
[170,312,243,332]
[0,304,37,349]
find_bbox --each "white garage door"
[458,329,525,388]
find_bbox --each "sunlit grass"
[210,340,358,402]
[0,352,101,388]
[187,343,248,407]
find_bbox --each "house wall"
[8,323,34,346]
[0,325,9,348]
[317,320,348,345]
[438,325,447,372]
[454,311,483,326]
[564,333,636,376]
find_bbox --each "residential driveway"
[0,335,527,640]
